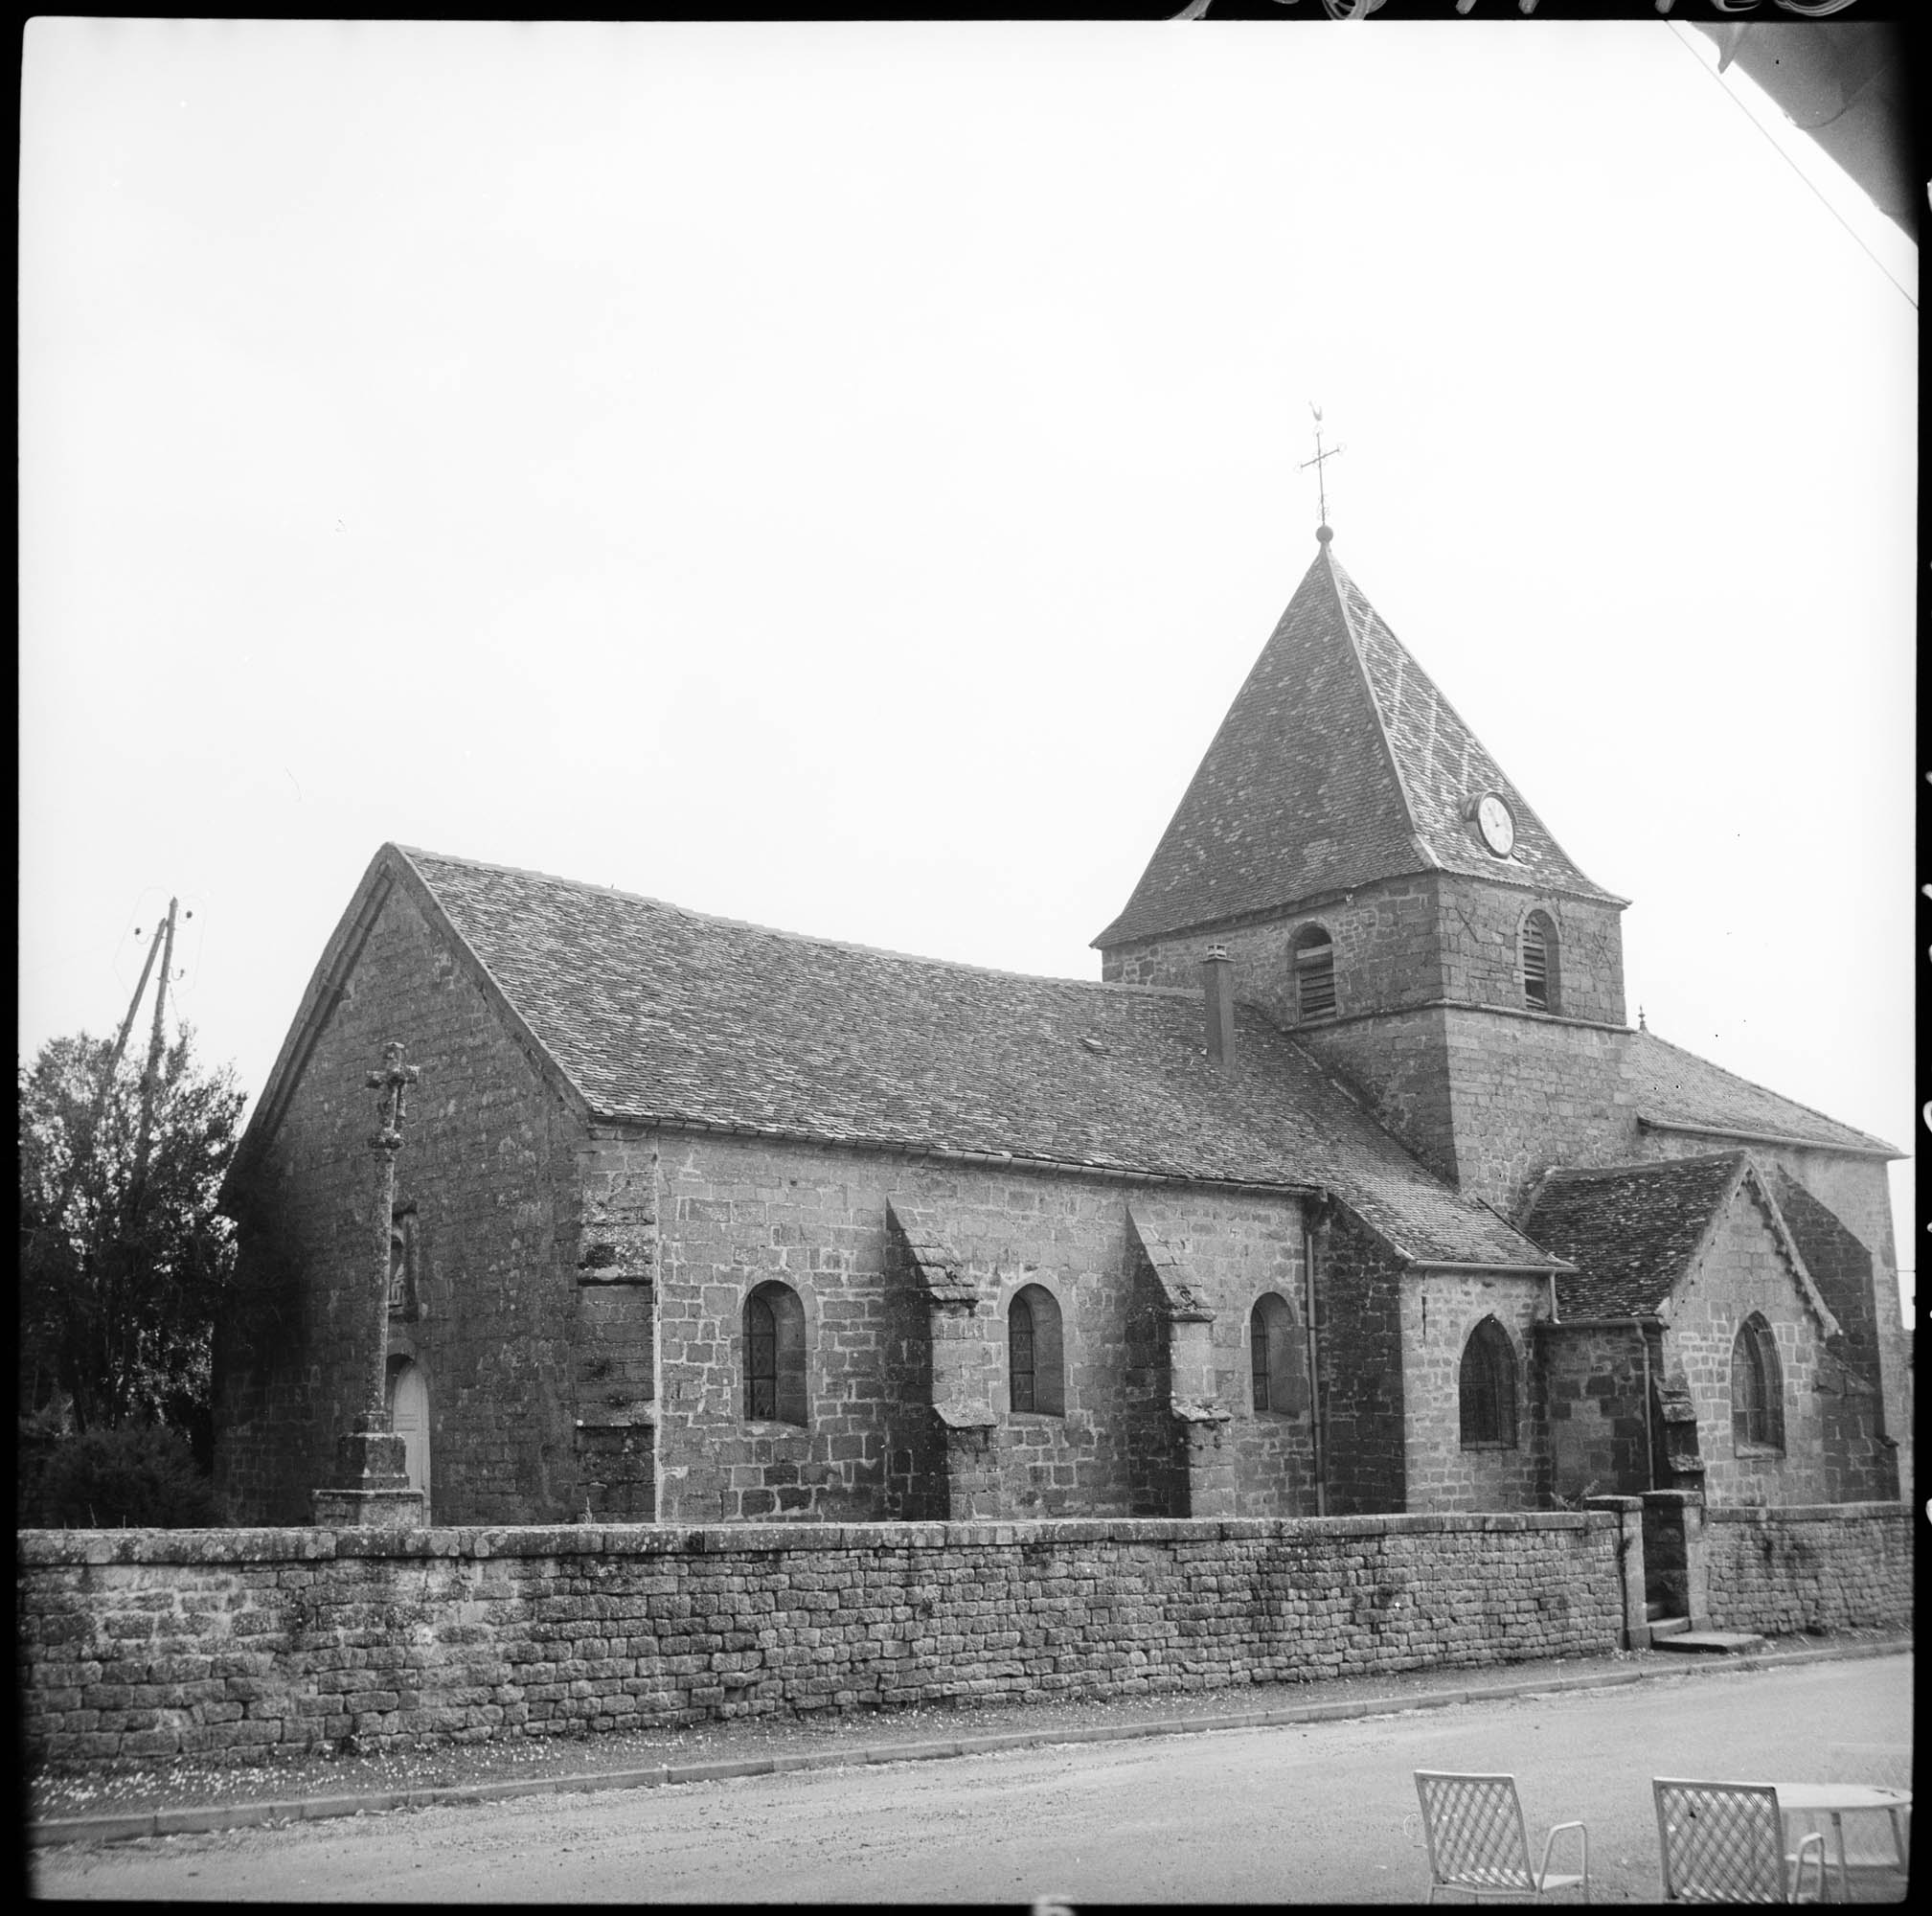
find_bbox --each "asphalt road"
[33,1653,1911,1904]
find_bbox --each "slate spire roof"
[1095,535,1622,948]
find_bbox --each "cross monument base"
[310,1421,425,1529]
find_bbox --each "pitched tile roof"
[387,846,1557,1270]
[1095,539,1620,947]
[1521,1152,1751,1317]
[1626,1029,1898,1159]
[1523,1150,1839,1334]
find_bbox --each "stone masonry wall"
[1399,1272,1549,1513]
[18,1514,1624,1771]
[1701,1503,1912,1635]
[1101,880,1622,1030]
[1129,1193,1317,1518]
[1431,1007,1637,1215]
[648,1135,1317,1525]
[1538,1322,1655,1504]
[1312,1210,1408,1514]
[1099,877,1443,1028]
[1661,1181,1831,1508]
[573,1129,660,1522]
[1433,880,1626,1029]
[216,880,589,1527]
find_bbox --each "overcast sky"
[19,17,1916,1305]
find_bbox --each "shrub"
[19,1423,221,1528]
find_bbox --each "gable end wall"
[216,883,588,1525]
[1635,1136,1905,1502]
[1662,1185,1830,1507]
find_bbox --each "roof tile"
[1096,543,1617,947]
[1626,1029,1898,1158]
[1523,1152,1746,1317]
[398,845,1553,1270]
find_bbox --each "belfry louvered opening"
[1521,909,1557,1013]
[1293,927,1336,1024]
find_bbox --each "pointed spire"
[1094,539,1624,950]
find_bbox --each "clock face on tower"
[1474,791,1515,857]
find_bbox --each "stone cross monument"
[311,1040,427,1529]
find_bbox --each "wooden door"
[389,1361,431,1512]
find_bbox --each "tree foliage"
[18,1027,246,1448]
[19,1423,221,1528]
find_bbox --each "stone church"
[213,528,1909,1527]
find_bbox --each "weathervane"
[1300,403,1345,540]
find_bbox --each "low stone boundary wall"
[1702,1502,1912,1635]
[19,1513,1620,1770]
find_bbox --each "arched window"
[1293,925,1336,1025]
[1249,1292,1307,1416]
[1521,909,1559,1014]
[1459,1316,1517,1448]
[1008,1284,1065,1416]
[1731,1313,1784,1451]
[744,1281,807,1426]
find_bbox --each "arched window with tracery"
[744,1280,807,1425]
[1731,1312,1784,1451]
[1521,909,1559,1014]
[1292,924,1336,1025]
[1008,1284,1065,1416]
[1459,1316,1517,1448]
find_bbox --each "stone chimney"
[1202,945,1235,1072]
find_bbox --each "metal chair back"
[1414,1770,1587,1901]
[1416,1770,1538,1897]
[1652,1778,1823,1904]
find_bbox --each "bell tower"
[1094,526,1632,1215]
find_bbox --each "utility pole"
[128,896,180,1217]
[49,913,167,1233]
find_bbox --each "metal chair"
[1413,1770,1590,1903]
[1653,1778,1827,1904]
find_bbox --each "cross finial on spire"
[1299,402,1345,543]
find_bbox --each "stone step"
[1648,1615,1692,1638]
[1649,1630,1771,1655]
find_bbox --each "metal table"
[1771,1782,1911,1903]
